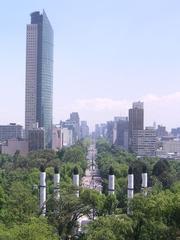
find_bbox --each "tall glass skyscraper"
[25,10,54,148]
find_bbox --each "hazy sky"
[1,0,180,130]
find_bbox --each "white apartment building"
[61,128,73,147]
[162,140,180,153]
[132,127,157,157]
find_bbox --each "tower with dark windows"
[128,102,144,151]
[25,10,54,148]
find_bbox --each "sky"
[1,0,180,131]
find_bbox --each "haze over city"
[1,0,180,130]
[1,2,180,239]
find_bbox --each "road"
[81,144,102,193]
[78,144,102,232]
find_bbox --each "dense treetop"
[0,139,180,239]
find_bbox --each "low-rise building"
[0,123,23,141]
[163,139,180,153]
[156,140,180,158]
[0,138,28,156]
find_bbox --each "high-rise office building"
[131,127,157,157]
[70,112,80,141]
[25,11,54,148]
[156,125,168,138]
[95,123,107,139]
[171,127,180,138]
[115,118,129,150]
[80,121,89,139]
[106,121,114,144]
[128,101,144,151]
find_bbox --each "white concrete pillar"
[108,166,115,195]
[141,166,148,196]
[73,167,79,197]
[127,166,134,215]
[40,165,46,216]
[128,167,134,199]
[54,166,60,200]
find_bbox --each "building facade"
[162,140,180,154]
[61,128,73,147]
[132,127,157,157]
[156,139,180,159]
[0,123,23,141]
[129,102,144,151]
[0,139,29,156]
[115,118,129,150]
[70,112,80,141]
[156,125,168,138]
[106,121,114,145]
[171,128,180,138]
[80,121,89,139]
[52,125,62,151]
[95,123,107,139]
[28,128,45,152]
[25,11,54,148]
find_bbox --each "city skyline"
[1,1,180,130]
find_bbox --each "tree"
[47,190,91,238]
[131,160,147,192]
[0,218,59,240]
[62,146,87,172]
[85,215,133,240]
[80,189,106,217]
[131,193,178,240]
[57,148,65,160]
[1,182,37,225]
[153,159,170,177]
[152,160,174,188]
[104,194,118,215]
[96,140,111,154]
